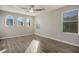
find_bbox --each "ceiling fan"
[21,5,45,13]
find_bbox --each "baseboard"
[35,33,79,47]
[0,33,34,39]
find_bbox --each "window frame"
[5,15,14,27]
[61,9,79,35]
[17,16,24,27]
[26,18,30,27]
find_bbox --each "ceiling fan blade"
[34,8,45,11]
[29,5,35,8]
[21,7,28,10]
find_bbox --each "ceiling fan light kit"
[29,8,34,13]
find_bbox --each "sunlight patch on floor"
[25,39,40,53]
[0,49,6,53]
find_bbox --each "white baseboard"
[35,33,79,47]
[0,33,34,39]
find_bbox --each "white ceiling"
[0,5,65,16]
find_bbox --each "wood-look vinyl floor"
[0,35,79,53]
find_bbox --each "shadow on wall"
[0,34,4,38]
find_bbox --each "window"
[17,17,23,26]
[26,18,30,27]
[63,10,78,33]
[6,15,13,26]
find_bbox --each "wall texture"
[35,5,79,47]
[0,10,34,38]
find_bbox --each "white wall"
[0,10,34,39]
[35,5,79,47]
